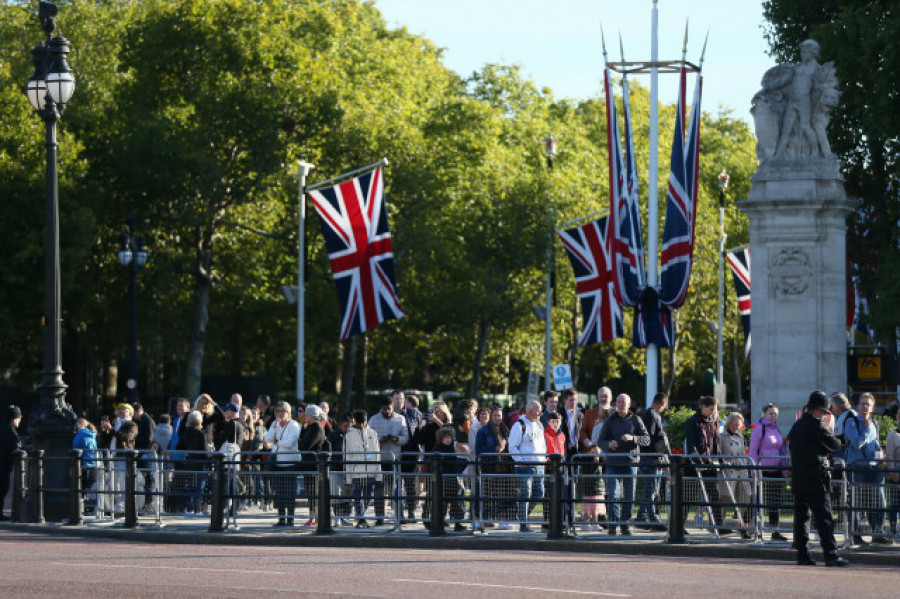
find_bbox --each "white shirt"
[508,417,547,462]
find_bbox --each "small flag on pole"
[726,248,751,359]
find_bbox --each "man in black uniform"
[787,390,849,567]
[0,406,23,520]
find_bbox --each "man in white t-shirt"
[508,400,547,532]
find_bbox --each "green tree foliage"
[0,0,759,411]
[763,0,900,340]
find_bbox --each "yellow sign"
[857,356,882,380]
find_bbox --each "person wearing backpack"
[508,400,547,532]
[845,392,892,545]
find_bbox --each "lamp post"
[25,1,77,521]
[117,216,148,401]
[716,169,729,386]
[543,135,558,390]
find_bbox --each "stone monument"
[741,39,856,429]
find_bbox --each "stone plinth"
[740,158,856,432]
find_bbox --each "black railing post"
[429,454,445,536]
[12,450,26,523]
[316,452,333,535]
[30,450,45,524]
[667,454,686,543]
[547,453,564,539]
[208,453,226,532]
[66,449,83,525]
[124,450,138,528]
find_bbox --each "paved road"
[0,531,896,598]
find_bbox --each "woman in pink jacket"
[749,403,788,541]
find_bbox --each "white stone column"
[740,159,856,432]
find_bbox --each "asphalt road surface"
[0,531,897,598]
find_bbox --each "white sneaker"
[496,523,513,531]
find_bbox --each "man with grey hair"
[581,386,612,449]
[508,400,547,532]
[368,396,409,525]
[597,393,650,535]
[831,392,854,462]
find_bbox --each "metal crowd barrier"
[7,448,899,550]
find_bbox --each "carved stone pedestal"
[740,159,856,429]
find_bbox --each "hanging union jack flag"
[659,63,702,312]
[308,167,405,340]
[726,248,751,359]
[605,66,645,309]
[558,215,623,346]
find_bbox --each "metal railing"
[9,449,899,549]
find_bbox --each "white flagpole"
[645,0,660,409]
[297,159,316,401]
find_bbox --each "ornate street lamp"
[716,169,730,387]
[118,216,148,401]
[544,134,558,170]
[25,1,77,521]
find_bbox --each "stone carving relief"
[770,247,813,297]
[751,39,839,163]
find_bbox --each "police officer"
[787,390,848,567]
[0,405,23,520]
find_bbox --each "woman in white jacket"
[263,401,301,526]
[343,409,381,527]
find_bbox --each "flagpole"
[305,158,389,193]
[558,209,610,231]
[297,159,316,401]
[644,0,660,408]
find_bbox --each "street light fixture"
[118,216,148,401]
[25,1,77,521]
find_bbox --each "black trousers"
[793,486,839,560]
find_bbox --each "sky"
[375,0,774,124]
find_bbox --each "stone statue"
[751,39,839,163]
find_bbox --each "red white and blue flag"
[308,167,405,340]
[725,248,751,359]
[605,67,645,309]
[558,215,624,346]
[659,63,702,314]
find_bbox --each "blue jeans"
[636,465,662,521]
[515,465,545,522]
[849,467,886,533]
[352,477,377,520]
[606,465,637,524]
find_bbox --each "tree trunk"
[663,312,680,397]
[339,337,356,414]
[183,223,215,400]
[469,316,490,398]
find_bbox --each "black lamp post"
[25,1,77,521]
[118,216,148,401]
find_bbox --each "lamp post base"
[28,401,76,522]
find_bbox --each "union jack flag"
[308,167,405,340]
[558,216,623,346]
[605,67,645,309]
[726,248,751,359]
[659,64,702,311]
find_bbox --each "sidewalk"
[3,516,897,567]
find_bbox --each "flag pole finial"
[601,24,608,60]
[618,32,625,63]
[699,30,709,64]
[682,19,689,54]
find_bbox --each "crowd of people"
[1,386,898,552]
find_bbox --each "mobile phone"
[101,415,109,423]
